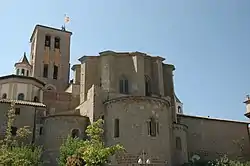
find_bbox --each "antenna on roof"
[62,14,70,31]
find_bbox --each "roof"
[0,74,45,86]
[175,93,182,103]
[45,110,88,118]
[15,52,31,67]
[30,24,72,42]
[78,51,166,63]
[178,113,250,124]
[0,99,46,107]
[71,64,81,71]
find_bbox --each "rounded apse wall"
[173,123,188,165]
[41,115,89,165]
[104,96,173,165]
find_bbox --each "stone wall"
[41,115,89,166]
[179,114,250,161]
[172,123,188,165]
[43,91,79,114]
[104,96,172,165]
[0,102,45,144]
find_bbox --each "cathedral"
[0,24,250,166]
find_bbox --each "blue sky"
[1,0,250,121]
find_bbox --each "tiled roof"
[0,74,45,86]
[0,99,46,107]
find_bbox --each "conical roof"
[15,52,31,67]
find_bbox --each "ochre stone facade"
[0,24,249,166]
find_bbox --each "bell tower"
[29,25,72,92]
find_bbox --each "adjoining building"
[0,24,250,166]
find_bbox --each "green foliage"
[213,155,250,166]
[0,102,43,166]
[0,144,43,166]
[183,155,250,166]
[58,136,86,166]
[58,119,125,166]
[80,119,124,166]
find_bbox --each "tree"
[58,119,125,166]
[58,136,86,166]
[0,102,43,166]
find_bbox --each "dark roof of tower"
[15,52,31,67]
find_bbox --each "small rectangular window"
[119,80,124,93]
[45,35,51,47]
[124,80,129,94]
[43,64,48,78]
[53,65,58,79]
[39,127,43,135]
[11,126,17,136]
[150,121,156,137]
[54,37,60,49]
[156,122,159,134]
[147,118,157,137]
[176,137,182,150]
[15,108,20,115]
[114,118,119,138]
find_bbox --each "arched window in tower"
[119,76,129,94]
[145,75,151,96]
[71,129,80,138]
[17,93,25,100]
[46,85,56,91]
[16,69,19,75]
[26,70,29,76]
[45,35,51,47]
[33,96,39,102]
[2,93,7,99]
[177,106,182,113]
[21,69,25,76]
[53,65,58,80]
[54,37,60,49]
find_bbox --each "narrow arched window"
[21,69,25,76]
[16,69,20,75]
[119,76,129,94]
[54,37,60,49]
[145,75,151,96]
[71,129,80,138]
[147,117,159,137]
[178,106,182,113]
[46,86,55,91]
[2,93,7,99]
[17,93,25,100]
[33,96,39,102]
